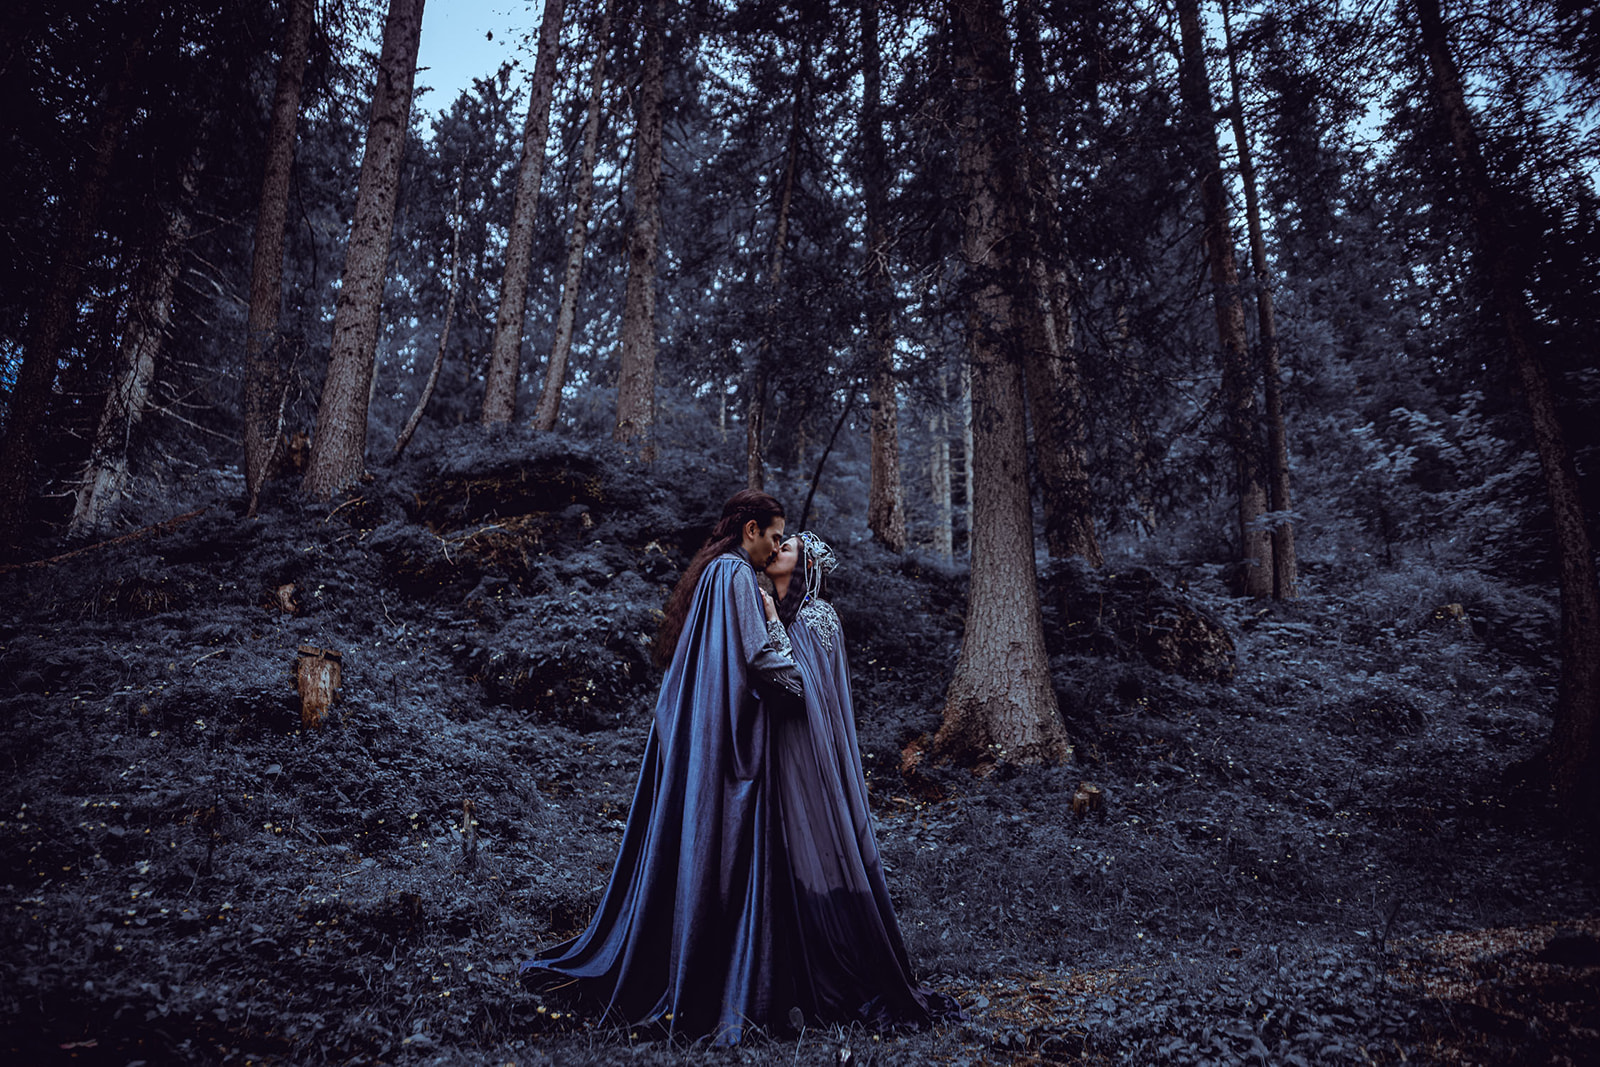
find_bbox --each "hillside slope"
[2,432,1595,1065]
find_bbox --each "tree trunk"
[1015,0,1101,567]
[746,32,809,491]
[533,0,612,434]
[861,0,906,551]
[932,0,1070,768]
[961,361,974,551]
[1417,0,1600,817]
[393,179,462,460]
[932,383,953,558]
[302,0,426,499]
[1222,0,1297,598]
[68,154,198,537]
[745,376,766,489]
[482,0,566,424]
[1113,293,1158,532]
[1018,252,1101,564]
[0,36,144,550]
[613,0,666,457]
[1174,0,1273,598]
[242,0,315,517]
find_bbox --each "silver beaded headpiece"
[797,531,838,603]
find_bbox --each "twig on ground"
[0,506,207,575]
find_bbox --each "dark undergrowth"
[2,430,1597,1065]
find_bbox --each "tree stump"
[296,645,342,729]
[1071,782,1104,816]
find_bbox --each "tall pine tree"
[303,0,426,498]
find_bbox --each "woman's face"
[765,535,800,579]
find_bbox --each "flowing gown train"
[773,598,959,1026]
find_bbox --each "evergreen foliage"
[2,0,1599,1054]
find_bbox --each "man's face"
[748,517,785,567]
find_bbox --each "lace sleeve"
[765,618,793,659]
[730,555,802,701]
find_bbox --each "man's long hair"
[654,490,785,667]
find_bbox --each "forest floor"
[2,432,1597,1066]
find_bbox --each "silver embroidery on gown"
[797,598,840,652]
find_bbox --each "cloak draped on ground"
[774,598,960,1026]
[519,550,804,1044]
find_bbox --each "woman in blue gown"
[520,490,808,1044]
[765,531,959,1027]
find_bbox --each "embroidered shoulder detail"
[799,599,840,652]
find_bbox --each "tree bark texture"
[1222,0,1297,598]
[482,0,566,424]
[1417,0,1600,816]
[613,0,666,457]
[1015,0,1101,567]
[303,0,425,499]
[745,375,767,491]
[68,155,198,537]
[861,0,907,551]
[932,0,1070,767]
[1018,252,1101,563]
[242,0,315,517]
[393,180,462,460]
[931,401,953,558]
[961,362,974,548]
[746,33,808,490]
[1175,0,1273,598]
[533,0,612,434]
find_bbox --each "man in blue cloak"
[520,489,804,1044]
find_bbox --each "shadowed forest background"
[2,0,1599,1063]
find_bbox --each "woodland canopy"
[2,0,1599,1061]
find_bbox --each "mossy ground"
[2,434,1595,1065]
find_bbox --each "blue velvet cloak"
[774,599,960,1026]
[520,551,805,1044]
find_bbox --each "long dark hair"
[654,490,785,667]
[775,536,829,627]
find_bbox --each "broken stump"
[296,645,342,729]
[1071,782,1104,816]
